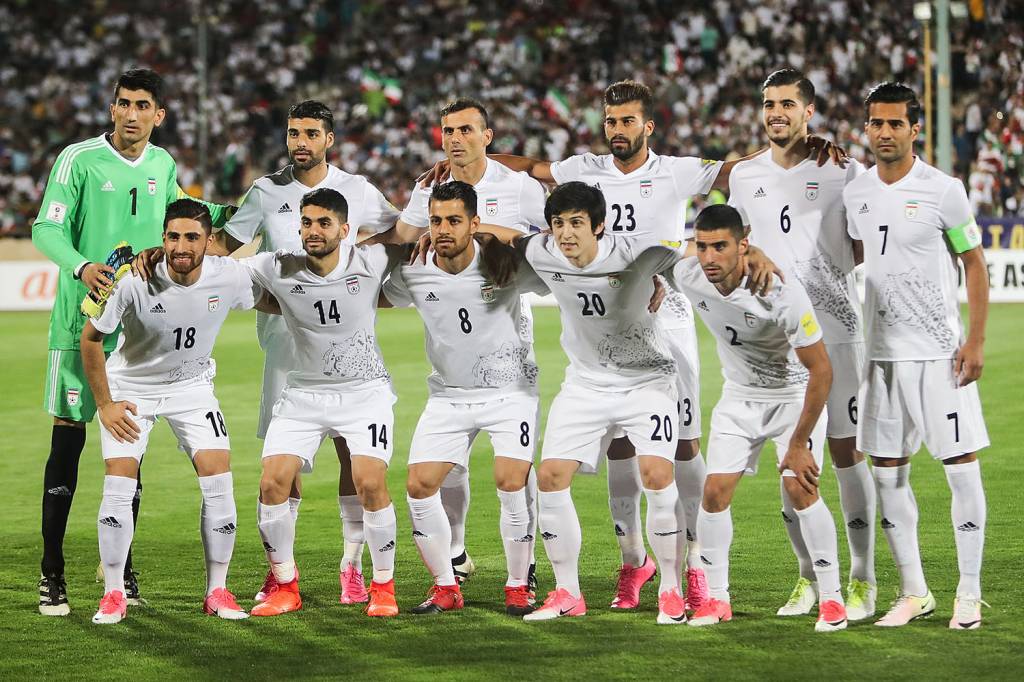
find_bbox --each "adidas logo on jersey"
[551,273,564,282]
[697,300,710,311]
[213,523,236,535]
[859,203,870,214]
[957,521,981,532]
[101,180,115,192]
[47,486,72,497]
[290,284,305,294]
[278,203,292,214]
[99,516,122,529]
[753,187,767,198]
[150,303,166,314]
[378,540,396,552]
[424,292,440,302]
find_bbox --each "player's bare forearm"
[852,239,864,266]
[956,246,989,385]
[209,229,244,256]
[791,341,832,447]
[80,322,113,408]
[489,154,555,184]
[254,291,281,315]
[744,245,782,295]
[360,220,425,246]
[477,223,526,246]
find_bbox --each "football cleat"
[949,595,988,630]
[203,588,248,620]
[815,599,849,632]
[523,588,586,622]
[845,580,877,621]
[685,567,709,613]
[411,584,464,615]
[610,555,657,609]
[123,569,145,607]
[250,578,301,617]
[366,580,399,617]
[688,598,733,627]
[504,585,536,616]
[81,241,135,318]
[256,565,299,603]
[339,564,369,604]
[38,574,70,616]
[657,587,687,625]
[777,577,817,616]
[875,591,936,627]
[92,590,127,625]
[452,551,476,584]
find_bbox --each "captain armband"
[946,218,982,253]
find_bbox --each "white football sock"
[338,494,364,572]
[497,487,531,587]
[835,460,877,585]
[793,497,843,603]
[363,504,397,583]
[944,460,986,597]
[644,482,682,594]
[407,493,456,586]
[539,489,582,597]
[780,477,815,581]
[288,496,301,521]
[98,475,137,595]
[440,468,470,560]
[696,506,732,602]
[607,457,645,567]
[674,453,706,569]
[258,500,296,583]
[873,464,928,596]
[525,466,539,565]
[198,472,236,595]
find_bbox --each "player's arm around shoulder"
[491,154,556,184]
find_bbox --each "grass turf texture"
[1,306,1021,680]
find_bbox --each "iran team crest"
[480,282,495,302]
[485,198,498,216]
[346,276,360,295]
[147,177,157,195]
[905,200,919,218]
[208,295,220,312]
[640,180,653,198]
[608,273,622,289]
[805,181,819,200]
[66,388,80,406]
[744,312,757,328]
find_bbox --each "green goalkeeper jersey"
[32,134,232,351]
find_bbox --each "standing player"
[244,188,408,618]
[844,83,990,629]
[382,97,548,587]
[727,68,877,620]
[213,100,400,605]
[32,69,233,615]
[81,200,258,624]
[383,182,548,616]
[669,205,846,632]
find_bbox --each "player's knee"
[494,470,528,492]
[405,475,438,500]
[782,477,818,510]
[354,474,389,507]
[827,437,861,468]
[537,465,568,492]
[701,477,732,512]
[259,471,291,504]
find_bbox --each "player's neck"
[713,266,744,297]
[434,240,476,275]
[451,157,487,186]
[566,241,599,269]
[294,162,329,188]
[876,154,916,185]
[167,261,203,287]
[612,146,650,175]
[108,131,149,160]
[769,135,809,169]
[307,248,341,277]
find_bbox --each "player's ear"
[644,118,655,137]
[153,107,166,128]
[339,221,351,239]
[910,121,921,141]
[326,130,335,147]
[482,127,494,147]
[109,102,116,123]
[469,215,481,234]
[593,221,605,237]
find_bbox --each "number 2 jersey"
[521,233,681,391]
[244,244,406,392]
[91,257,258,395]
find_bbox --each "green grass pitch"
[0,306,1021,680]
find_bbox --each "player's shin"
[98,476,137,595]
[833,456,877,585]
[524,467,539,566]
[338,495,365,572]
[793,496,843,603]
[607,457,645,566]
[408,493,456,585]
[41,424,86,577]
[258,500,297,583]
[199,472,236,595]
[780,477,815,581]
[363,505,398,584]
[440,468,470,560]
[696,506,732,602]
[944,460,986,597]
[497,487,531,586]
[873,463,927,596]
[674,452,706,568]
[538,488,582,597]
[644,482,683,594]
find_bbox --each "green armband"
[946,218,982,253]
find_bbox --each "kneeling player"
[670,206,846,632]
[384,182,547,616]
[82,200,259,624]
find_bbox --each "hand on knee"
[782,476,818,510]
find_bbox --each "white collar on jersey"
[287,163,340,191]
[428,242,481,277]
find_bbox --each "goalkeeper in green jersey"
[32,68,234,616]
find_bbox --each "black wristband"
[73,262,91,280]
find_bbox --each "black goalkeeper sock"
[41,425,86,577]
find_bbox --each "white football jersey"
[224,164,400,349]
[93,257,258,395]
[244,244,405,391]
[383,246,549,401]
[844,158,975,361]
[728,155,864,344]
[550,150,722,330]
[400,158,547,233]
[667,258,823,401]
[522,233,681,391]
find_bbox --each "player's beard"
[168,253,200,275]
[303,238,340,258]
[433,236,467,259]
[609,133,645,162]
[765,117,804,148]
[290,149,324,171]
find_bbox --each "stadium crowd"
[1,0,1022,237]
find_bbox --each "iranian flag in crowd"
[544,88,570,121]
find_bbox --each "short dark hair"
[300,188,348,222]
[163,198,212,233]
[429,181,477,217]
[604,80,654,120]
[693,204,745,241]
[544,181,606,235]
[288,100,334,133]
[114,68,166,108]
[864,82,922,125]
[762,68,815,106]
[440,97,490,129]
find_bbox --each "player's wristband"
[946,218,983,254]
[72,261,90,280]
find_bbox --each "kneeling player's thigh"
[706,398,766,475]
[825,342,864,440]
[481,393,539,462]
[330,387,397,465]
[408,399,476,469]
[618,380,678,461]
[915,361,990,459]
[771,402,827,477]
[262,389,329,472]
[99,398,158,462]
[162,388,231,458]
[540,384,613,474]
